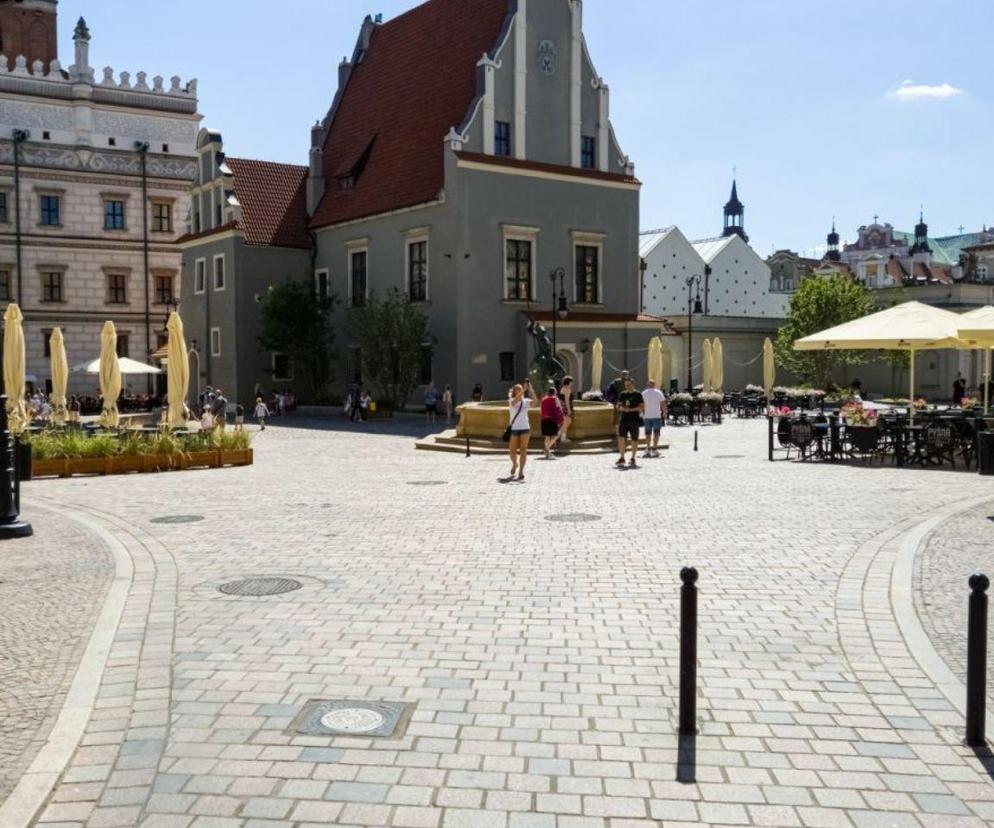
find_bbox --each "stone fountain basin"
[456,400,616,441]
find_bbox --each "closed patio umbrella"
[3,304,28,435]
[647,337,662,386]
[166,312,189,428]
[591,338,603,393]
[50,327,69,425]
[659,339,673,390]
[98,321,122,429]
[701,339,713,392]
[763,338,776,399]
[712,337,724,393]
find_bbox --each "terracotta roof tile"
[310,0,511,229]
[226,158,310,249]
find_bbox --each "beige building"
[0,2,200,395]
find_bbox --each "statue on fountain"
[526,319,565,390]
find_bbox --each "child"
[253,396,268,430]
[234,403,245,432]
[200,406,214,432]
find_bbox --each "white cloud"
[890,80,964,101]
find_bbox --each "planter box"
[182,450,218,470]
[219,448,253,467]
[30,448,252,479]
[71,457,110,476]
[32,458,68,478]
[141,453,177,473]
[106,455,142,475]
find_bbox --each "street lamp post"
[550,266,568,364]
[685,275,704,392]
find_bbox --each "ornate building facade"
[0,1,200,393]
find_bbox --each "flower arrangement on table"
[840,402,878,427]
[744,384,764,395]
[697,392,724,403]
[767,405,792,417]
[960,396,979,410]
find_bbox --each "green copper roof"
[892,230,982,266]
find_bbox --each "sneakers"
[615,457,626,467]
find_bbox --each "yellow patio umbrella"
[50,327,69,426]
[3,303,28,435]
[98,321,122,429]
[659,339,673,390]
[166,312,189,428]
[701,338,713,392]
[591,337,603,393]
[711,337,724,393]
[647,337,662,386]
[763,338,776,398]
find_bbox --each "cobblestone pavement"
[915,505,994,684]
[14,416,994,827]
[0,509,113,802]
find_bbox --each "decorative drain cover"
[407,481,447,486]
[151,515,204,525]
[218,577,302,597]
[292,699,414,739]
[545,513,602,523]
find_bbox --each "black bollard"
[693,430,698,452]
[679,567,699,735]
[967,573,989,745]
[0,394,32,539]
[767,415,774,462]
[465,436,471,458]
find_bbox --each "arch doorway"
[556,348,582,384]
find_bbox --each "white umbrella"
[3,304,28,435]
[72,356,162,375]
[712,337,724,394]
[647,337,663,386]
[50,327,69,425]
[958,306,994,414]
[591,338,603,393]
[701,339,713,392]
[98,321,122,429]
[166,312,189,428]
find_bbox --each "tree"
[774,276,877,389]
[348,288,432,409]
[258,279,338,396]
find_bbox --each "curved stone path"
[6,416,994,827]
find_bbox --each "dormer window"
[339,175,354,191]
[336,135,376,193]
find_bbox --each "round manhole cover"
[320,708,386,733]
[545,514,602,523]
[217,577,302,597]
[407,481,447,487]
[151,515,204,525]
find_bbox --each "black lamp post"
[0,323,32,538]
[550,266,568,361]
[685,274,704,392]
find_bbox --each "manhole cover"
[151,515,204,525]
[217,577,302,597]
[407,481,447,486]
[544,513,602,523]
[292,699,414,739]
[714,455,745,459]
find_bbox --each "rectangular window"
[213,255,225,291]
[0,270,9,301]
[42,329,52,358]
[581,136,596,170]
[39,194,60,226]
[116,334,130,359]
[104,200,126,230]
[495,121,511,157]
[419,345,433,385]
[978,264,990,282]
[273,353,294,382]
[41,270,63,302]
[106,272,127,304]
[194,259,206,294]
[499,351,515,382]
[350,250,367,307]
[210,327,221,357]
[505,239,532,301]
[154,274,173,305]
[0,192,7,223]
[152,202,173,233]
[408,240,428,302]
[315,269,329,301]
[575,245,600,304]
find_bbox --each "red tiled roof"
[226,158,310,249]
[310,0,511,230]
[886,257,908,284]
[176,220,239,245]
[456,152,640,185]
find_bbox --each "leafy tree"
[774,276,877,389]
[348,288,433,409]
[258,279,338,395]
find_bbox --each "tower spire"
[826,216,841,262]
[910,206,931,257]
[721,175,747,242]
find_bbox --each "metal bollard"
[768,415,774,462]
[465,436,471,458]
[679,567,699,735]
[967,573,989,745]
[693,430,699,452]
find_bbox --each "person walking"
[641,379,666,458]
[234,403,245,432]
[213,389,228,431]
[540,383,563,459]
[472,383,483,402]
[506,381,532,482]
[615,376,644,468]
[254,396,269,430]
[953,372,967,406]
[558,375,574,444]
[424,382,440,424]
[349,384,362,422]
[442,384,454,424]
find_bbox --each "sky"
[56,0,994,257]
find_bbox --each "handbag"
[502,401,525,443]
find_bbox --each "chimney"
[70,16,93,82]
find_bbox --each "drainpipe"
[12,129,29,307]
[135,142,151,392]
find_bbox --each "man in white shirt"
[641,379,667,458]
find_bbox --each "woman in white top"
[506,381,533,482]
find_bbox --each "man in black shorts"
[615,377,644,468]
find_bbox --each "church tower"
[910,209,932,256]
[722,179,748,242]
[826,218,841,262]
[0,0,58,73]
